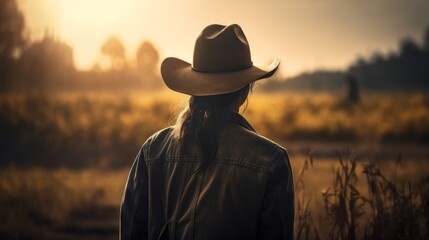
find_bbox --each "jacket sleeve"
[258,151,294,240]
[120,147,149,240]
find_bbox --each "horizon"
[17,0,429,77]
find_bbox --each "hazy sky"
[18,0,429,77]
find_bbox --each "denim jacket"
[120,110,294,240]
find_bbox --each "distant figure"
[120,24,294,240]
[345,74,360,104]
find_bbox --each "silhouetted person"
[120,24,294,240]
[345,74,360,104]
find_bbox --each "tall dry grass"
[294,151,429,240]
[1,154,427,239]
[294,150,321,240]
[0,167,128,239]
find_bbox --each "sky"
[17,0,429,77]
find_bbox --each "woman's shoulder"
[144,127,175,144]
[243,131,290,173]
[140,127,176,156]
[217,126,288,173]
[232,125,287,154]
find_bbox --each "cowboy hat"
[161,24,280,96]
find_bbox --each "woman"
[120,24,294,240]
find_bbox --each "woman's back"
[121,110,293,239]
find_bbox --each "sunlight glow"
[58,0,135,32]
[57,0,141,69]
[17,0,429,77]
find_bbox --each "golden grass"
[1,92,429,238]
[3,92,429,142]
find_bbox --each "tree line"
[262,27,429,93]
[0,0,163,92]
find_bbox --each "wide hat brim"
[161,57,280,96]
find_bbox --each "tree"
[136,41,161,88]
[0,0,27,90]
[399,38,421,59]
[100,36,127,71]
[136,41,159,71]
[17,34,75,91]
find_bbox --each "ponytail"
[173,85,251,170]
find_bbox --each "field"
[1,91,428,239]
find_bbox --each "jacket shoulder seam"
[268,148,288,174]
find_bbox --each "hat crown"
[192,24,253,72]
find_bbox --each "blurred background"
[1,0,428,239]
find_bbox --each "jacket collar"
[215,109,256,133]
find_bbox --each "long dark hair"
[173,84,252,170]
